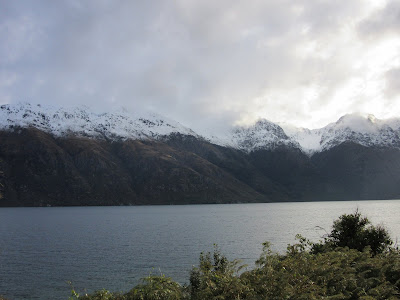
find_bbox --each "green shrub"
[189,245,250,300]
[313,210,393,255]
[249,241,400,299]
[126,275,185,300]
[71,211,400,300]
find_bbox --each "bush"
[189,245,250,300]
[313,210,393,255]
[71,211,400,300]
[126,275,185,300]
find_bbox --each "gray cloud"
[1,0,399,130]
[359,1,400,38]
[385,68,400,98]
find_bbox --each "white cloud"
[385,68,400,98]
[359,0,400,38]
[0,0,399,130]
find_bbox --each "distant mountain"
[2,103,400,154]
[1,103,400,206]
[281,113,400,155]
[230,119,300,152]
[0,103,198,140]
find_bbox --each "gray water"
[1,200,399,300]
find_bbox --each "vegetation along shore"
[54,211,400,300]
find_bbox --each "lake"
[1,200,399,300]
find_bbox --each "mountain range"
[1,102,400,206]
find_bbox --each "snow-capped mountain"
[229,119,300,151]
[214,113,400,154]
[1,103,400,155]
[0,102,198,140]
[0,103,302,152]
[2,103,400,206]
[282,114,400,155]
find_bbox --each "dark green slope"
[164,133,290,201]
[1,128,400,206]
[0,128,267,206]
[311,142,400,200]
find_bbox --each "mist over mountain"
[1,103,400,206]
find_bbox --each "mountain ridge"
[1,103,400,206]
[2,103,400,155]
[0,102,198,141]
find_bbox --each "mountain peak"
[1,103,400,155]
[231,118,298,152]
[282,114,400,154]
[334,113,380,134]
[0,102,198,140]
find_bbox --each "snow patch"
[282,113,400,155]
[231,119,300,152]
[1,104,400,155]
[0,102,198,141]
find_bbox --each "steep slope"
[311,142,400,200]
[0,127,268,206]
[164,133,291,200]
[319,114,400,151]
[230,119,301,152]
[282,114,400,155]
[4,103,400,156]
[1,103,400,206]
[248,146,320,200]
[0,103,198,141]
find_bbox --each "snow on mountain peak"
[334,113,381,134]
[0,102,198,140]
[230,118,300,152]
[282,113,400,155]
[1,103,400,155]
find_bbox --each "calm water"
[1,200,400,300]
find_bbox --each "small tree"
[189,245,249,300]
[316,210,393,255]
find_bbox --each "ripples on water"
[0,200,399,299]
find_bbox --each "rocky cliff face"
[1,103,400,206]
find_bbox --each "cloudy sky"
[1,0,399,130]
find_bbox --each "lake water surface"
[1,200,400,300]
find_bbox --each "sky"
[0,0,400,131]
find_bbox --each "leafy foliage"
[69,275,184,300]
[70,211,400,300]
[312,209,393,256]
[249,239,400,299]
[126,275,185,300]
[189,245,249,300]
